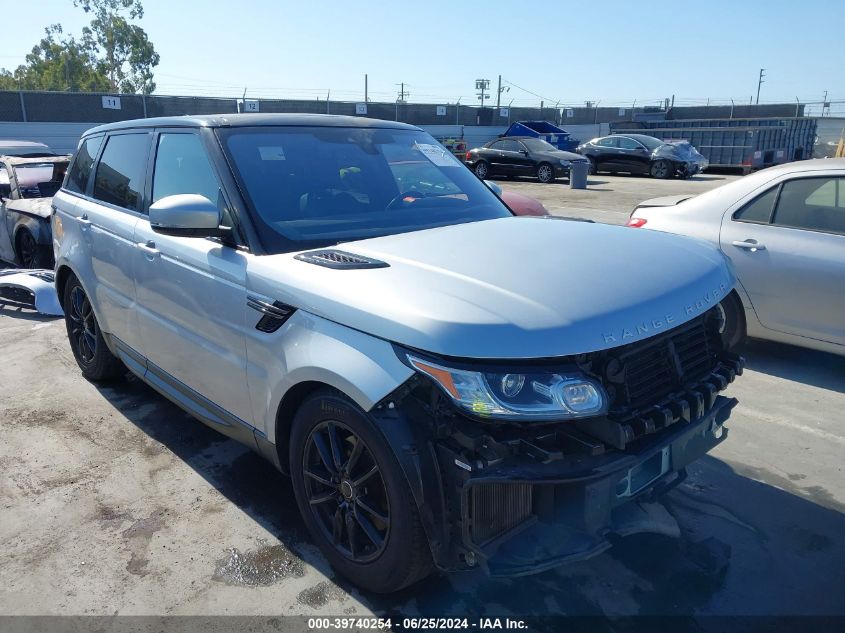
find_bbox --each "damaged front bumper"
[445,395,735,576]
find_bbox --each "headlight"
[559,159,571,166]
[407,355,607,421]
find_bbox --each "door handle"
[137,240,160,258]
[732,239,766,252]
[76,214,92,228]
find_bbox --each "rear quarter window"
[65,135,103,194]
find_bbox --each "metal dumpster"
[503,121,579,151]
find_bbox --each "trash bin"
[569,160,588,189]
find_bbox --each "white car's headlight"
[407,355,607,421]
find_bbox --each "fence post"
[142,94,147,118]
[19,91,27,122]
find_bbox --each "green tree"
[0,25,109,92]
[0,0,159,95]
[75,0,160,94]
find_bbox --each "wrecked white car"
[0,154,70,268]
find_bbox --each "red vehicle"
[484,180,549,216]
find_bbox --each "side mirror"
[149,194,229,238]
[483,180,503,196]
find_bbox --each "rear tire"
[650,159,672,179]
[15,229,52,269]
[536,162,555,184]
[289,388,432,593]
[473,160,489,179]
[63,274,125,382]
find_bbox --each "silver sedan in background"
[627,158,845,356]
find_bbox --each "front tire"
[63,274,125,381]
[650,159,672,179]
[16,229,52,269]
[289,388,432,593]
[536,162,555,184]
[473,160,490,179]
[717,291,747,351]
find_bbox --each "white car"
[628,158,845,356]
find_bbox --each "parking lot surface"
[1,173,843,620]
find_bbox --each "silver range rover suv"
[53,114,744,593]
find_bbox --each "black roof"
[84,113,420,136]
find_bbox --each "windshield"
[521,138,556,152]
[13,162,68,198]
[220,126,511,252]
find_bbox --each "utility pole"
[396,83,408,103]
[364,74,368,103]
[756,68,765,105]
[823,90,829,116]
[496,75,501,110]
[475,79,490,125]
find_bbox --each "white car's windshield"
[220,126,511,252]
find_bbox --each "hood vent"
[294,249,389,270]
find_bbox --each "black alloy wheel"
[302,420,390,563]
[16,230,38,269]
[68,284,98,364]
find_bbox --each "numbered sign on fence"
[102,96,121,110]
[355,103,367,115]
[566,108,574,118]
[499,107,509,118]
[243,99,259,113]
[436,105,446,116]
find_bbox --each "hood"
[5,197,53,219]
[250,217,735,359]
[636,194,697,209]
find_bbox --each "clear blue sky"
[3,0,843,108]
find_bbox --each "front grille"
[598,312,719,411]
[469,483,533,546]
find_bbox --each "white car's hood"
[249,217,735,359]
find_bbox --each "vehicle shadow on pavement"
[94,376,845,619]
[0,304,62,322]
[740,339,845,394]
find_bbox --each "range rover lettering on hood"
[252,217,736,359]
[601,283,729,344]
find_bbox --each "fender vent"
[294,249,388,270]
[247,296,296,333]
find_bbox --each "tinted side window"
[152,133,220,204]
[93,133,149,211]
[65,135,103,194]
[488,140,505,150]
[597,137,618,148]
[773,177,845,234]
[734,186,778,223]
[500,140,521,152]
[617,137,641,150]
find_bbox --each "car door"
[594,137,620,172]
[132,128,254,425]
[484,140,509,176]
[0,163,15,262]
[617,137,651,173]
[78,131,147,351]
[508,140,535,176]
[719,174,845,345]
